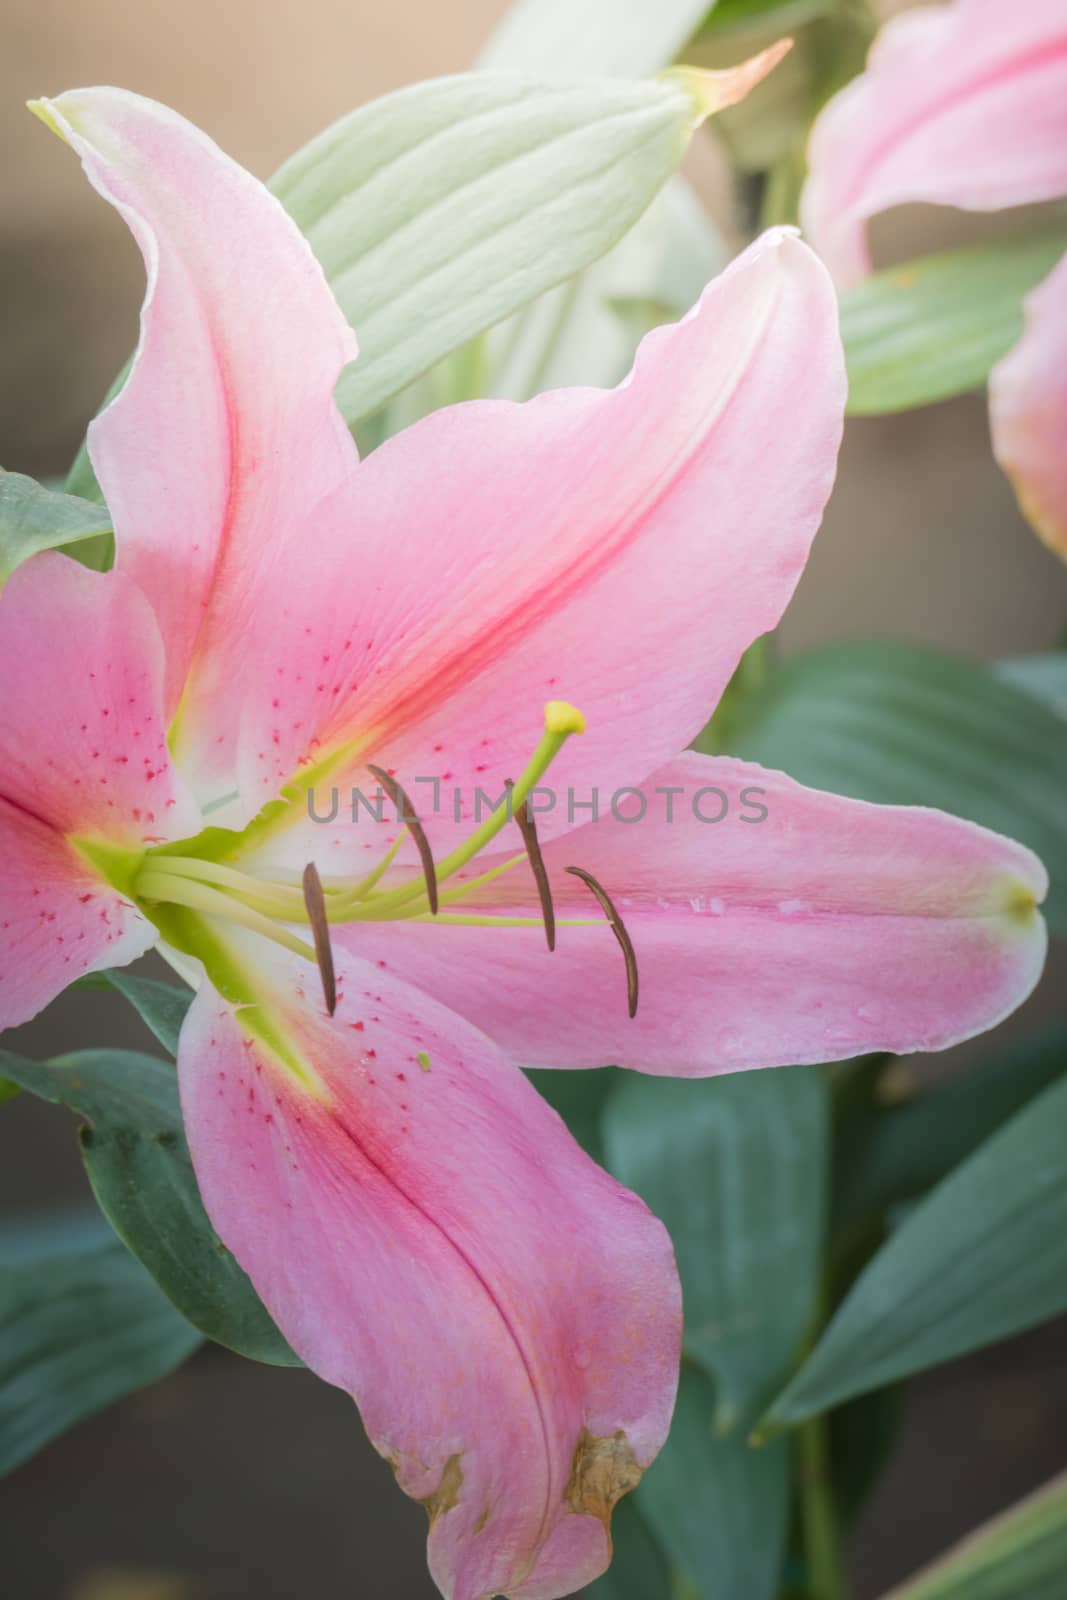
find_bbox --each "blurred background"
[2,2,1066,1597]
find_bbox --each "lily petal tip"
[26,98,67,142]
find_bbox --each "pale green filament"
[135,870,318,961]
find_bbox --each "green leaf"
[638,1364,790,1599]
[485,176,724,401]
[841,226,1067,415]
[604,1067,827,1432]
[0,468,111,581]
[877,1469,1067,1600]
[699,0,837,34]
[64,364,129,503]
[88,968,194,1057]
[272,71,717,430]
[459,0,726,427]
[481,0,713,76]
[765,1072,1067,1424]
[835,1024,1067,1233]
[717,641,1067,935]
[996,653,1067,719]
[0,1217,200,1474]
[583,1495,672,1600]
[0,1049,298,1366]
[525,1067,621,1164]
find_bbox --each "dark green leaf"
[835,1024,1067,1231]
[717,641,1067,934]
[525,1067,622,1163]
[841,227,1067,415]
[604,1067,827,1431]
[766,1072,1067,1424]
[583,1494,672,1600]
[0,1219,200,1474]
[89,968,194,1057]
[0,1049,298,1366]
[996,653,1067,720]
[0,468,111,580]
[638,1363,790,1599]
[876,1469,1067,1600]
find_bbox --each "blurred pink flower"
[801,0,1067,556]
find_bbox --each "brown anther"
[506,778,555,952]
[564,865,639,1018]
[367,763,438,914]
[302,861,337,1016]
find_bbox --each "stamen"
[367,764,439,915]
[323,828,407,903]
[348,701,586,922]
[134,705,589,979]
[506,779,555,952]
[564,865,639,1019]
[146,855,307,920]
[302,862,337,1016]
[135,869,318,963]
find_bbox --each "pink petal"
[0,554,200,843]
[237,230,844,862]
[989,249,1067,558]
[38,88,359,797]
[0,800,157,1029]
[336,754,1047,1073]
[802,0,1067,286]
[178,942,680,1600]
[0,554,198,1027]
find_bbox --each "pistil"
[130,700,641,1017]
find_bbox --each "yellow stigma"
[26,99,68,143]
[545,700,586,736]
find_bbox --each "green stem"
[798,1412,845,1600]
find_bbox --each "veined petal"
[990,249,1067,559]
[0,554,200,843]
[0,800,157,1029]
[36,88,360,796]
[236,230,844,862]
[802,0,1067,286]
[336,754,1047,1073]
[177,942,679,1600]
[0,554,198,1027]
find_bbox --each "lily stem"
[798,1410,845,1600]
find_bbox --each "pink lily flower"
[2,89,1047,1600]
[990,250,1067,559]
[800,0,1067,555]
